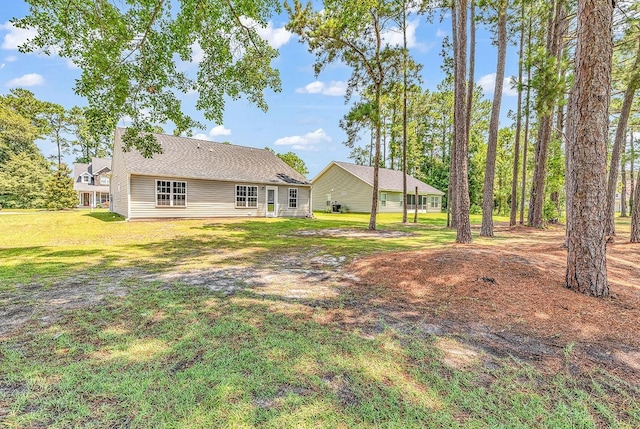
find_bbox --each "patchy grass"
[0,210,460,287]
[1,210,638,428]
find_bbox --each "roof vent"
[197,143,201,149]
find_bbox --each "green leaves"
[17,0,283,157]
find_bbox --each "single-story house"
[312,161,444,213]
[73,157,112,208]
[110,128,311,220]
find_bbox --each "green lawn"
[1,210,638,428]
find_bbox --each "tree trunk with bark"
[369,85,382,231]
[510,0,526,227]
[454,0,472,243]
[528,0,566,228]
[520,16,533,225]
[565,0,612,297]
[621,137,627,217]
[402,6,409,223]
[630,131,635,213]
[631,168,640,242]
[604,36,640,236]
[481,0,508,237]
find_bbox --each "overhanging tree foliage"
[17,0,283,155]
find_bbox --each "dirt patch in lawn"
[345,225,640,383]
[284,228,413,238]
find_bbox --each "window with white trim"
[100,176,110,185]
[156,180,187,207]
[380,192,387,207]
[288,188,298,209]
[429,196,440,208]
[236,185,258,208]
[81,174,89,183]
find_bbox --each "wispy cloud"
[381,20,434,52]
[6,73,44,87]
[239,17,292,49]
[436,28,448,38]
[4,55,17,62]
[208,125,231,137]
[1,22,38,50]
[274,128,331,151]
[295,80,347,97]
[478,73,518,97]
[194,125,232,140]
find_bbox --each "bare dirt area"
[345,224,640,384]
[3,225,638,387]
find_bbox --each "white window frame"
[288,188,298,209]
[100,176,110,185]
[429,196,440,208]
[81,174,90,183]
[380,192,387,207]
[155,179,187,207]
[236,185,258,208]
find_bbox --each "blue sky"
[0,2,519,178]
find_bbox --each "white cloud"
[0,64,4,69]
[381,20,422,49]
[4,55,16,62]
[208,125,231,137]
[191,42,205,63]
[436,28,447,38]
[274,128,331,151]
[295,80,346,97]
[1,22,38,50]
[6,73,44,87]
[192,125,231,141]
[478,73,518,97]
[239,17,292,49]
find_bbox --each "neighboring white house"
[73,158,112,208]
[312,161,444,213]
[110,128,311,220]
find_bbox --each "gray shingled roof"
[331,161,444,195]
[73,157,112,191]
[115,128,310,186]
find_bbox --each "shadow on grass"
[3,277,638,428]
[84,211,126,222]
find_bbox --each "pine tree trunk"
[402,5,408,224]
[631,168,640,242]
[465,1,475,140]
[565,0,612,297]
[630,131,635,213]
[510,0,526,227]
[604,36,640,236]
[621,139,627,217]
[481,0,507,237]
[448,4,458,230]
[528,0,566,228]
[369,85,382,231]
[520,17,532,225]
[454,0,472,243]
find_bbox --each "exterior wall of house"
[127,175,311,219]
[312,164,373,213]
[109,139,129,218]
[378,192,442,213]
[276,185,311,218]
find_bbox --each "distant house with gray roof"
[110,128,311,220]
[312,161,444,214]
[73,157,112,208]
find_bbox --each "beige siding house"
[110,128,311,220]
[312,161,444,214]
[73,158,112,208]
